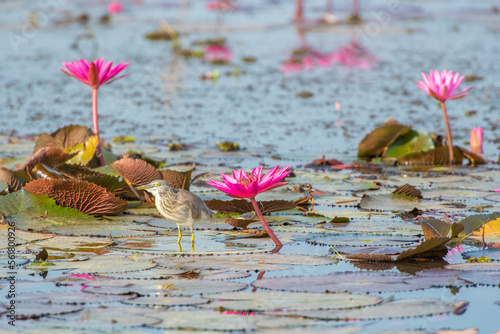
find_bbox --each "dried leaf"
[392,183,422,199]
[205,199,296,214]
[16,147,78,172]
[34,124,93,153]
[159,168,192,190]
[396,236,450,261]
[23,179,128,215]
[419,219,464,240]
[55,164,126,192]
[0,167,30,192]
[35,247,49,261]
[358,124,411,158]
[225,217,257,228]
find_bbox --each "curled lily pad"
[33,124,93,153]
[158,168,192,191]
[385,130,435,159]
[23,179,128,216]
[111,156,160,189]
[55,163,126,192]
[16,147,78,172]
[392,183,422,199]
[358,123,411,158]
[64,135,98,166]
[0,167,30,192]
[419,219,464,239]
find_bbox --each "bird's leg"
[176,224,182,244]
[190,226,195,252]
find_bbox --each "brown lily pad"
[33,124,93,154]
[111,157,160,188]
[205,199,296,214]
[23,179,128,215]
[159,168,192,191]
[0,167,30,192]
[392,183,422,199]
[55,163,126,192]
[397,146,485,166]
[16,147,78,172]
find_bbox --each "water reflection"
[281,28,377,73]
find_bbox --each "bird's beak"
[134,183,153,190]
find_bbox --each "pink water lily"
[207,165,291,248]
[61,58,129,89]
[415,70,472,103]
[207,165,290,199]
[107,1,123,14]
[61,59,129,166]
[415,70,472,164]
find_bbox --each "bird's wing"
[176,190,212,220]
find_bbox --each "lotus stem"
[251,198,283,247]
[294,0,303,20]
[440,101,454,164]
[92,87,105,166]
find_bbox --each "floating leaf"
[34,236,114,251]
[121,296,209,307]
[385,130,435,159]
[252,272,412,293]
[200,291,382,311]
[83,278,247,296]
[0,167,30,192]
[446,262,500,271]
[64,135,98,166]
[397,146,485,166]
[358,123,411,158]
[58,307,162,328]
[279,299,467,320]
[23,179,128,215]
[458,271,500,285]
[150,310,254,331]
[0,303,83,320]
[17,291,136,304]
[217,141,240,152]
[0,190,54,216]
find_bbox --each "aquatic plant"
[61,58,130,166]
[415,70,472,163]
[207,165,291,247]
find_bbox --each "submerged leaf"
[23,179,128,215]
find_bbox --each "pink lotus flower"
[470,127,483,155]
[207,165,290,199]
[107,1,123,14]
[204,45,232,63]
[61,58,129,89]
[415,70,473,164]
[415,70,472,103]
[207,165,290,248]
[61,58,129,166]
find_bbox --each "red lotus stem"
[294,0,303,20]
[440,101,454,164]
[352,0,360,17]
[251,198,282,247]
[92,88,105,166]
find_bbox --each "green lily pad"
[0,190,54,216]
[385,130,435,159]
[358,124,411,158]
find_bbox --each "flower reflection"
[204,44,232,64]
[281,31,377,73]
